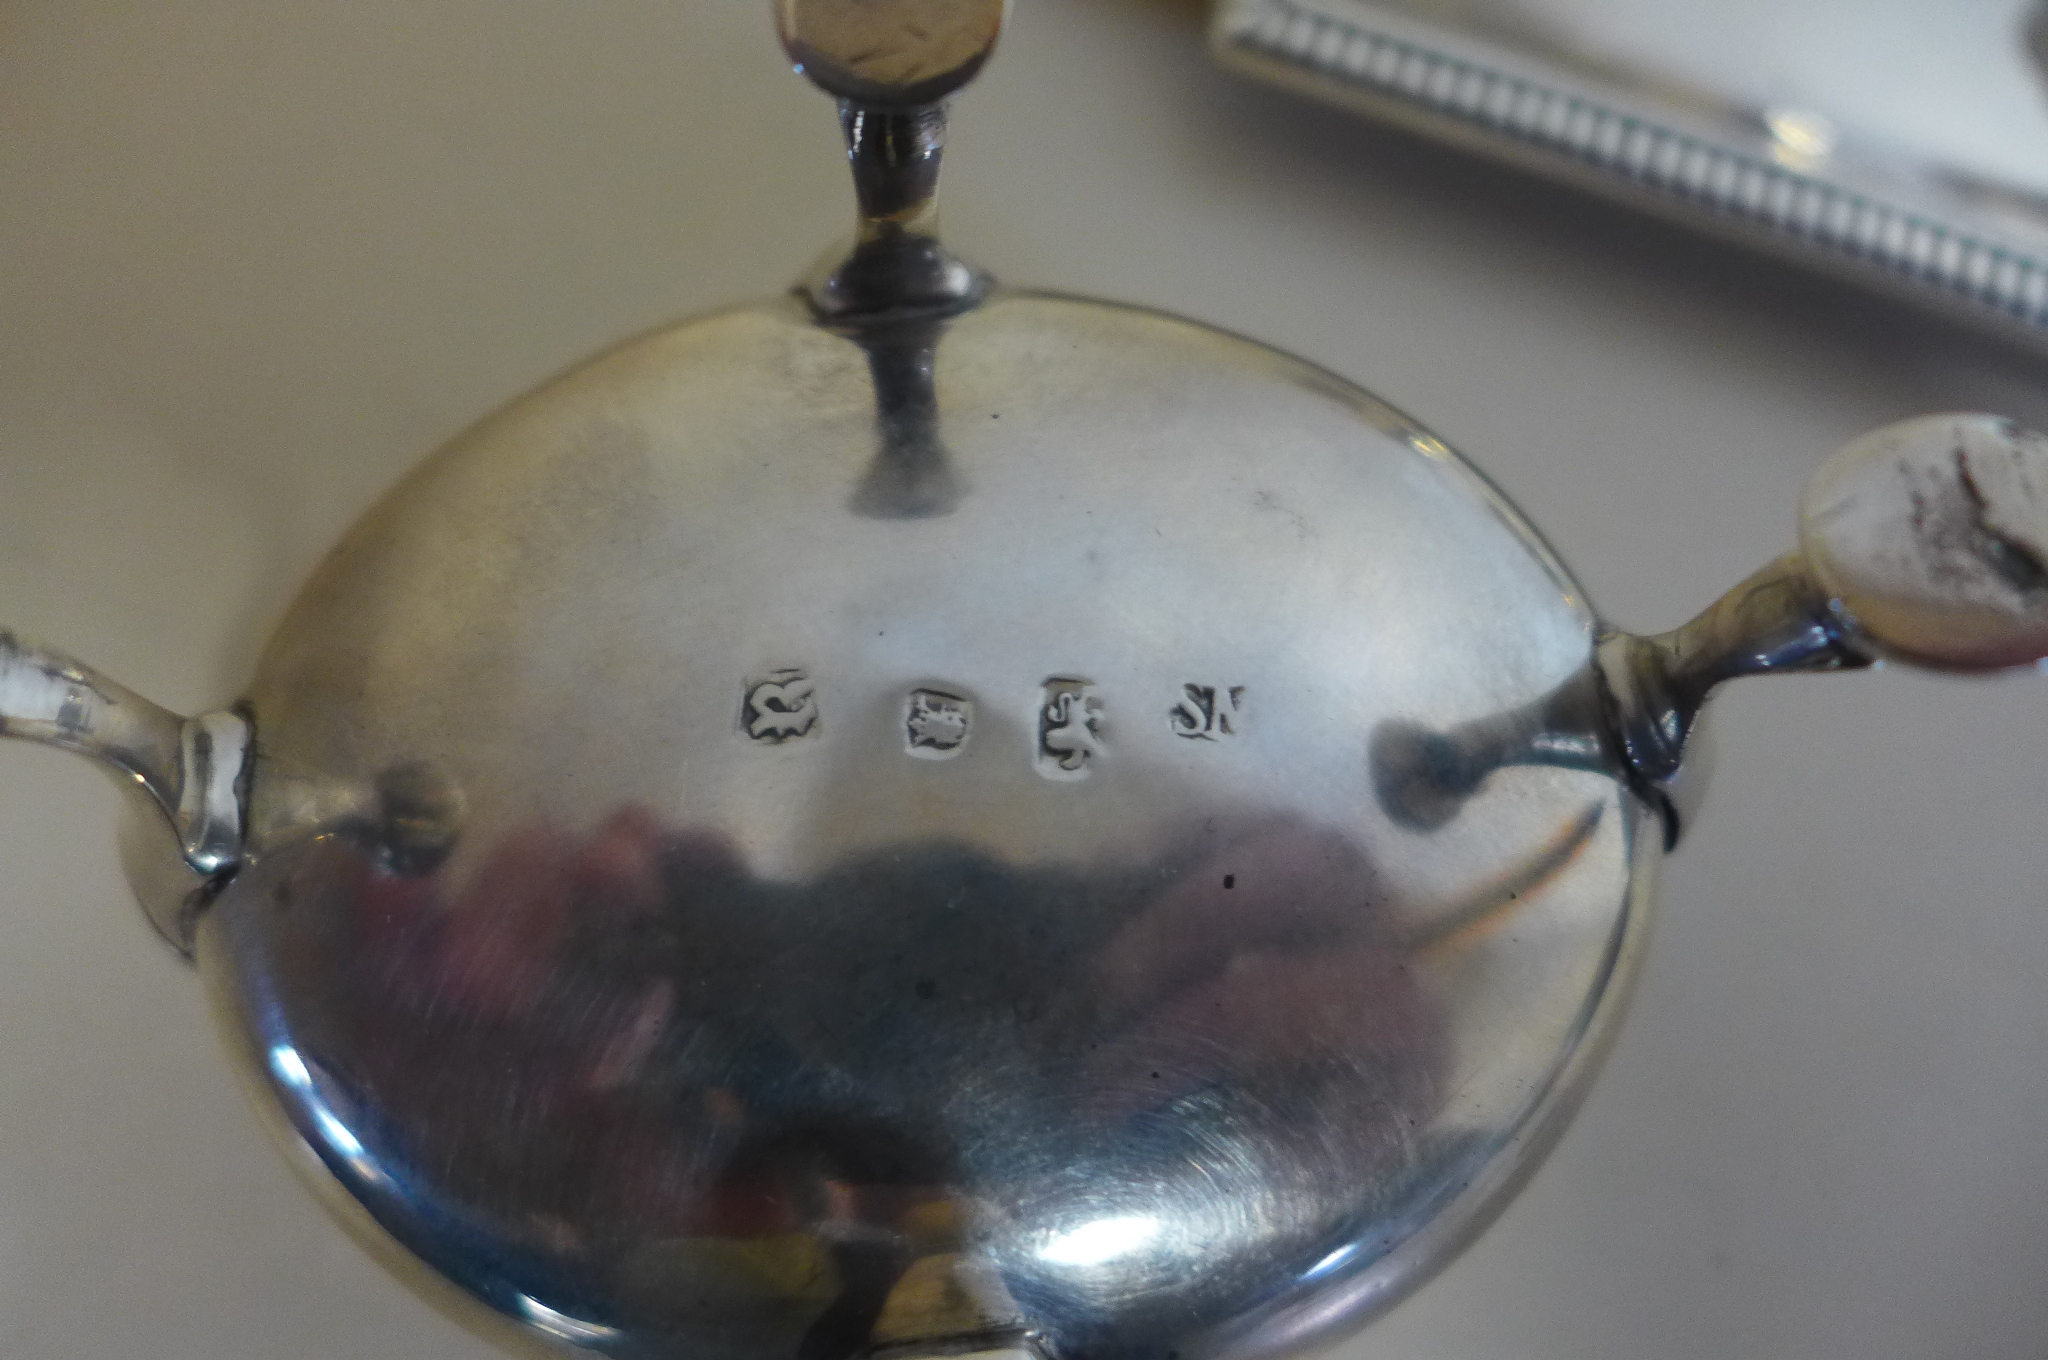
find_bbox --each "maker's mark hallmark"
[906,688,972,758]
[742,669,819,743]
[1170,684,1244,740]
[1037,678,1102,779]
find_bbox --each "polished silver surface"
[203,289,1654,1360]
[0,8,1672,1348]
[1,4,2047,1359]
[0,630,248,946]
[1594,553,1857,845]
[788,0,1003,321]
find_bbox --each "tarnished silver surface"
[201,291,1654,1359]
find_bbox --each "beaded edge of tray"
[1214,0,2048,352]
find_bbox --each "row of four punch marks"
[740,673,1249,777]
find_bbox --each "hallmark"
[1037,678,1102,779]
[742,669,818,742]
[1170,684,1244,740]
[906,689,972,758]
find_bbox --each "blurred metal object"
[0,631,248,946]
[1,6,2047,1360]
[783,0,1003,319]
[776,0,1006,108]
[1213,0,2048,353]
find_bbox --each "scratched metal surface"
[0,2,2046,1358]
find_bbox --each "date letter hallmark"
[906,689,972,759]
[1170,684,1244,740]
[742,669,819,743]
[1037,678,1103,779]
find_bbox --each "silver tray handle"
[1604,413,2048,843]
[0,631,248,949]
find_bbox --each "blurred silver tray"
[1213,0,2048,352]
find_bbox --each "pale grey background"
[2,2,2046,1358]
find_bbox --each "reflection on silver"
[1,6,2045,1360]
[1764,107,1838,167]
[194,290,1652,1360]
[519,1294,628,1347]
[1037,1215,1161,1267]
[265,1043,392,1193]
